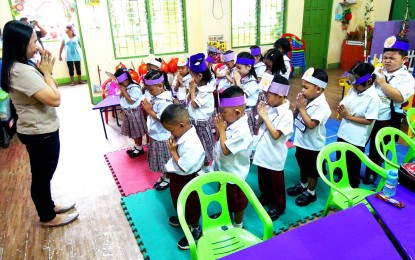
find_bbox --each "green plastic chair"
[177,171,273,260]
[375,126,415,170]
[406,107,415,138]
[316,142,387,217]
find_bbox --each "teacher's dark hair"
[1,20,34,92]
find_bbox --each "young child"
[141,70,174,191]
[263,48,287,78]
[146,54,172,91]
[337,62,381,188]
[187,53,215,173]
[233,52,259,135]
[364,36,415,184]
[160,104,205,250]
[217,50,236,92]
[211,86,253,228]
[250,45,266,82]
[274,38,292,79]
[287,68,331,206]
[114,68,147,157]
[171,56,191,106]
[253,75,293,221]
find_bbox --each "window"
[108,0,187,59]
[231,0,285,48]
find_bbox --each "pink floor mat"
[104,147,161,196]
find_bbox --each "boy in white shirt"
[161,104,205,250]
[211,86,253,228]
[365,36,415,184]
[287,68,331,206]
[171,56,191,105]
[253,75,293,220]
[217,50,236,92]
[337,62,380,188]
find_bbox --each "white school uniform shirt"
[218,66,235,92]
[282,55,291,80]
[337,86,381,147]
[241,75,260,107]
[146,91,174,141]
[253,101,293,171]
[120,83,144,110]
[164,126,205,175]
[188,83,215,120]
[254,61,267,79]
[211,114,253,180]
[294,93,331,151]
[172,74,191,101]
[375,65,415,120]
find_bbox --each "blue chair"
[282,33,306,75]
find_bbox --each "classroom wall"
[0,0,392,103]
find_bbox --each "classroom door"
[302,0,332,69]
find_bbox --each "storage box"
[398,163,415,192]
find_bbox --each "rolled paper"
[223,52,235,62]
[189,53,207,73]
[354,73,372,85]
[143,75,164,85]
[268,82,290,96]
[219,96,246,107]
[116,72,129,83]
[250,47,261,56]
[236,57,255,65]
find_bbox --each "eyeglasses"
[346,72,371,85]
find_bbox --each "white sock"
[233,222,243,228]
[135,145,142,150]
[307,189,315,196]
[301,182,308,188]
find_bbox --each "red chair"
[281,33,306,75]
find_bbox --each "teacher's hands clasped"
[37,51,55,75]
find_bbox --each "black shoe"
[267,208,283,221]
[287,184,307,196]
[155,180,170,191]
[177,226,202,250]
[363,173,376,184]
[129,148,144,158]
[295,191,317,206]
[169,216,180,227]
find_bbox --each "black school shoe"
[129,148,144,158]
[287,184,307,196]
[169,216,180,227]
[177,226,202,250]
[363,173,376,185]
[267,208,283,221]
[295,191,317,206]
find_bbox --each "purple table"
[92,95,121,139]
[222,204,400,260]
[367,186,415,259]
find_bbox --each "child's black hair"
[160,104,189,125]
[274,38,292,54]
[349,62,375,87]
[273,74,290,85]
[236,52,257,79]
[384,36,409,57]
[312,68,329,83]
[264,49,287,75]
[219,85,245,99]
[144,69,172,91]
[114,68,133,83]
[224,50,234,55]
[249,45,263,61]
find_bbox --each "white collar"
[177,126,196,145]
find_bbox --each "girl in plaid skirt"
[142,70,174,191]
[187,53,215,173]
[114,69,147,158]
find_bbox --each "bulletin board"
[371,20,415,57]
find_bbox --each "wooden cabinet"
[340,40,372,70]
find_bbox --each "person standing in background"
[59,25,86,86]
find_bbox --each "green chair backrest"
[317,142,387,193]
[406,108,415,137]
[177,171,273,259]
[375,127,415,169]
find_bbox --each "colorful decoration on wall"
[11,0,26,17]
[398,0,411,39]
[341,8,352,30]
[58,0,77,21]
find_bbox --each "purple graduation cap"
[384,36,409,51]
[189,53,207,73]
[250,47,261,56]
[206,55,214,64]
[219,95,246,107]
